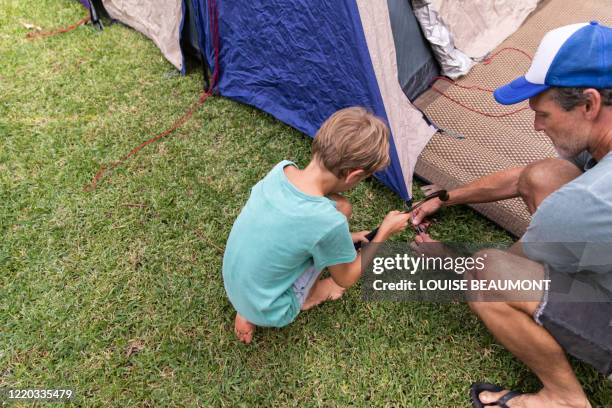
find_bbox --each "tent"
[75,0,601,235]
[77,0,449,202]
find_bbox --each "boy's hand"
[378,211,411,238]
[351,230,371,245]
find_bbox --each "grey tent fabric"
[101,0,184,70]
[387,0,439,100]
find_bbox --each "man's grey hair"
[552,87,612,111]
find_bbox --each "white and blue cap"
[494,21,612,105]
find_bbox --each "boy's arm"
[351,231,371,244]
[328,211,410,288]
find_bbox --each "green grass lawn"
[1,1,610,406]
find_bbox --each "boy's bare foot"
[302,277,346,310]
[234,313,255,344]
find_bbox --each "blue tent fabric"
[76,1,104,31]
[192,0,411,201]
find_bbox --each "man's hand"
[411,197,443,226]
[351,231,371,245]
[378,211,411,239]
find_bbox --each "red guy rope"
[26,15,91,39]
[430,47,534,118]
[83,0,221,191]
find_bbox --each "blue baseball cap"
[494,21,612,105]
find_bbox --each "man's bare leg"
[507,241,525,257]
[518,158,582,214]
[507,158,580,257]
[409,159,587,404]
[474,158,588,405]
[411,234,590,407]
[473,302,591,407]
[468,250,590,408]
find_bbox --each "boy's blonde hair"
[312,107,390,178]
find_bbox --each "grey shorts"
[292,266,322,306]
[534,267,612,377]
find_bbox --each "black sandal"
[470,382,522,408]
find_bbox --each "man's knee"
[465,248,502,306]
[329,194,352,219]
[517,158,581,212]
[518,159,558,197]
[466,248,525,304]
[466,248,544,309]
[466,248,507,282]
[467,249,523,316]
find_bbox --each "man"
[412,22,612,407]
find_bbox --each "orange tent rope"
[82,0,221,191]
[82,91,212,192]
[26,15,91,39]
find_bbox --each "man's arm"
[443,166,524,205]
[413,166,524,224]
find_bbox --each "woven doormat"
[414,0,611,236]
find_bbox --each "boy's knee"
[328,194,352,219]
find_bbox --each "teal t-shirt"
[222,161,357,327]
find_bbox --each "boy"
[223,107,411,343]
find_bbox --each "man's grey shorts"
[292,266,322,306]
[534,266,612,377]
